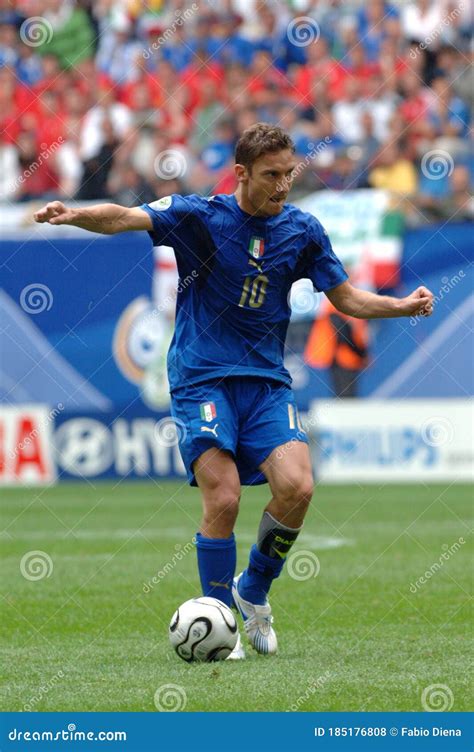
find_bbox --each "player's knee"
[203,484,240,530]
[275,472,313,511]
[292,476,314,512]
[216,492,240,525]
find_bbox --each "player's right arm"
[33,201,152,234]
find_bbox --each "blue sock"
[196,532,236,608]
[238,545,285,605]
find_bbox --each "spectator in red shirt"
[15,130,59,201]
[293,37,345,106]
[121,70,162,112]
[398,70,431,124]
[247,50,291,98]
[397,70,434,152]
[344,46,382,95]
[0,67,22,145]
[179,48,224,115]
[222,63,252,115]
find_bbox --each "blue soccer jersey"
[140,193,347,392]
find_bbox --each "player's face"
[238,150,298,217]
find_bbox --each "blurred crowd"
[0,0,472,224]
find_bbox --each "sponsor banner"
[2,399,472,485]
[308,399,473,482]
[0,405,56,485]
[54,410,186,481]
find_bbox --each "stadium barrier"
[308,398,473,483]
[0,405,186,486]
[1,399,472,485]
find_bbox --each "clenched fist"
[400,286,434,317]
[33,201,77,226]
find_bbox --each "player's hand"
[33,201,77,226]
[399,286,434,317]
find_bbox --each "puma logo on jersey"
[248,258,264,273]
[200,423,219,437]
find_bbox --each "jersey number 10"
[238,274,269,309]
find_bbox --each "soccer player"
[34,123,434,659]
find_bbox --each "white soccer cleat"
[226,632,246,660]
[232,573,278,655]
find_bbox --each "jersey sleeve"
[140,194,214,273]
[296,216,348,292]
[140,194,194,247]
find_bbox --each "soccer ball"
[169,596,238,662]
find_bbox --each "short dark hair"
[235,123,295,170]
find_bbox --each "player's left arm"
[325,280,434,319]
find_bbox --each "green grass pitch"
[1,482,472,712]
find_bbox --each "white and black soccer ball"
[169,597,238,662]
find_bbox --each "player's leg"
[194,447,241,608]
[238,440,313,604]
[231,380,313,654]
[169,382,239,609]
[232,441,312,654]
[263,437,313,532]
[194,447,246,660]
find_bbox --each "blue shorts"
[170,377,307,486]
